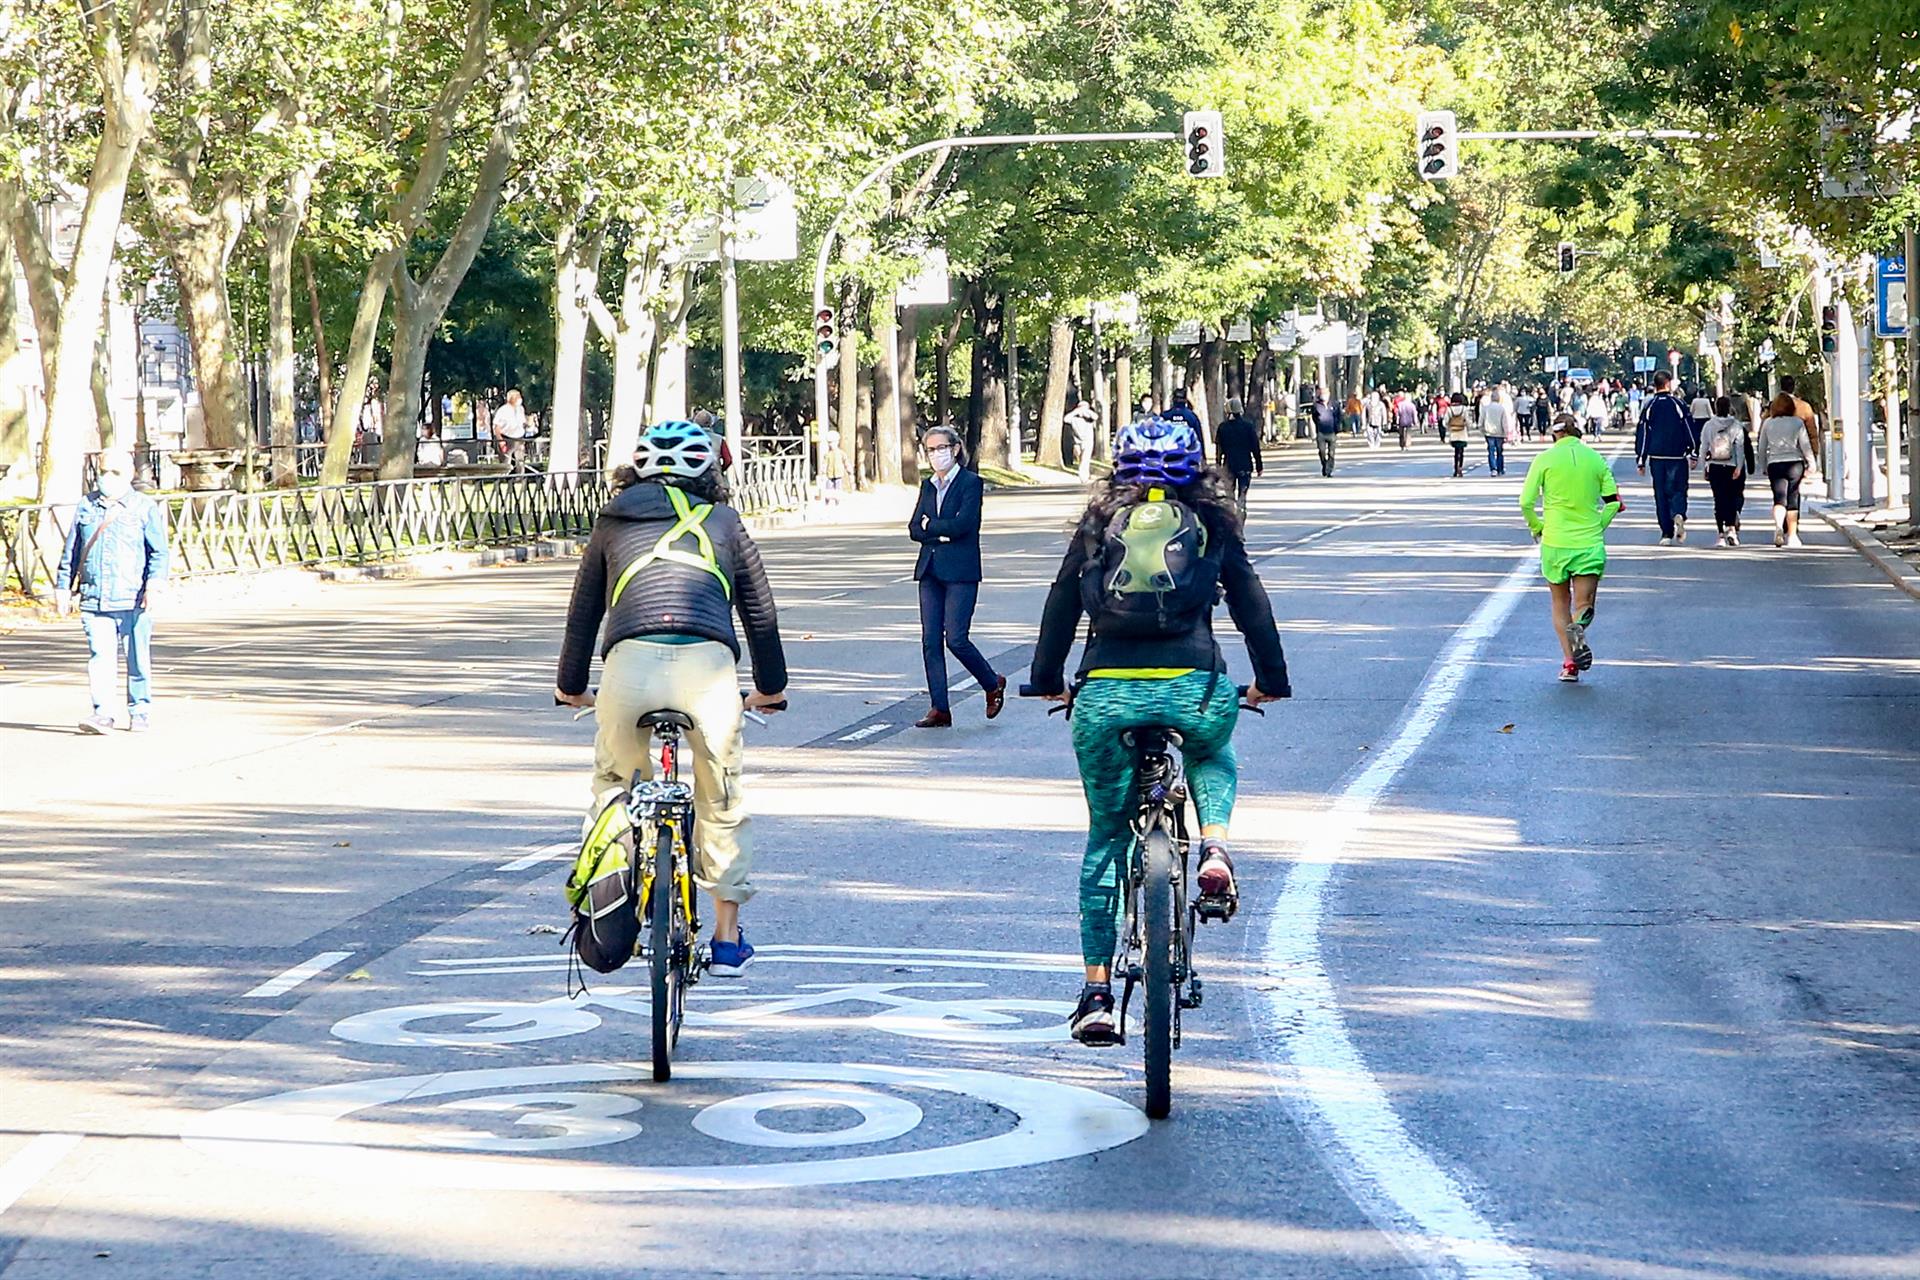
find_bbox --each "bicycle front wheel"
[1141,824,1176,1119]
[649,824,678,1082]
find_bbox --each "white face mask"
[928,447,955,471]
[98,473,133,500]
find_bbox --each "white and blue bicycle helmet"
[1113,415,1205,487]
[634,419,717,480]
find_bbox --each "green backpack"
[563,792,640,976]
[1079,494,1221,638]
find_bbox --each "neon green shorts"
[1540,543,1607,584]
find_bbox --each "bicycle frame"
[1113,731,1198,1030]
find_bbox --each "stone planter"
[169,449,244,492]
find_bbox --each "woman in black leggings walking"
[1756,393,1815,548]
[1699,396,1754,546]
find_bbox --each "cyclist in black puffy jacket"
[556,420,787,975]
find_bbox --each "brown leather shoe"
[984,675,1007,720]
[915,708,953,729]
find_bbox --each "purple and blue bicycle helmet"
[1113,415,1204,487]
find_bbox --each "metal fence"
[3,457,814,596]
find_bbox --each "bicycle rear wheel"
[649,824,679,1082]
[1141,824,1176,1119]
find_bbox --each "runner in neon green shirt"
[1519,415,1625,683]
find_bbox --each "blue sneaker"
[708,932,754,976]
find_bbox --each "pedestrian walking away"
[1363,387,1389,449]
[54,449,170,734]
[1520,415,1624,683]
[1635,371,1699,544]
[554,420,789,975]
[1700,396,1755,546]
[1480,384,1513,475]
[1394,390,1417,449]
[1214,396,1263,512]
[1066,398,1100,484]
[1756,393,1816,548]
[1311,392,1342,476]
[1443,390,1473,476]
[1027,414,1290,1044]
[908,427,1006,728]
[493,388,531,472]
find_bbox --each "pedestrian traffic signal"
[1416,109,1458,180]
[1558,242,1576,274]
[815,307,837,364]
[1182,110,1225,179]
[1820,303,1838,354]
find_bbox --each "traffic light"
[1416,109,1458,180]
[814,306,837,365]
[1182,110,1225,179]
[1558,242,1576,274]
[1820,304,1838,354]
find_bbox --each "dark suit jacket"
[909,467,985,583]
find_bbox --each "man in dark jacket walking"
[1311,392,1342,477]
[1635,371,1700,544]
[555,420,786,975]
[909,426,1006,728]
[1214,397,1263,511]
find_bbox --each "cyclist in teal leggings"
[1029,416,1291,1045]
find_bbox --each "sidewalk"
[1813,502,1920,602]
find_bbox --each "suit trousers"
[919,576,998,713]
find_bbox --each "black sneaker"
[1069,983,1120,1046]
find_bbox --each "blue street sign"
[1877,254,1908,338]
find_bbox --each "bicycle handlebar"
[1019,682,1267,715]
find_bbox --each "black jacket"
[1029,512,1291,698]
[1311,402,1342,435]
[557,481,787,696]
[1215,416,1264,476]
[1636,392,1699,462]
[910,467,986,583]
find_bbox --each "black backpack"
[1079,496,1221,638]
[562,792,640,979]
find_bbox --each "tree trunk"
[871,291,902,485]
[969,286,1008,471]
[1035,316,1072,469]
[302,254,333,443]
[0,219,29,489]
[36,0,167,506]
[1115,351,1132,431]
[1250,348,1274,434]
[898,306,921,478]
[855,360,875,489]
[650,264,694,422]
[834,280,859,480]
[1151,331,1171,409]
[549,218,604,475]
[266,167,315,487]
[379,45,542,481]
[590,244,664,475]
[1200,329,1225,459]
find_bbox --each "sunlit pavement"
[3,436,1918,1279]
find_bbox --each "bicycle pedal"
[1180,976,1204,1010]
[1195,895,1238,923]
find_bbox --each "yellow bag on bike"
[563,792,640,975]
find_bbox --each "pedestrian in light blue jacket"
[54,450,169,733]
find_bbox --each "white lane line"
[496,841,575,873]
[0,1134,82,1219]
[838,723,892,743]
[1260,508,1390,558]
[1256,552,1537,1280]
[242,950,355,999]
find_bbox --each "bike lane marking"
[242,950,355,999]
[0,1135,82,1222]
[1256,552,1539,1280]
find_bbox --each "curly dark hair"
[1074,463,1243,553]
[609,465,732,506]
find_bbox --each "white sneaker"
[1786,533,1803,548]
[1773,528,1786,548]
[1657,536,1673,546]
[1673,516,1687,543]
[1728,529,1740,547]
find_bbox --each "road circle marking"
[691,1087,921,1149]
[181,1060,1146,1191]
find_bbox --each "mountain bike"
[562,692,782,1082]
[1021,681,1262,1119]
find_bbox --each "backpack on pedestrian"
[563,791,641,981]
[1080,494,1221,638]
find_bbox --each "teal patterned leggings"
[1070,671,1240,965]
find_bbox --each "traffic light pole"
[810,130,1178,487]
[1456,128,1705,142]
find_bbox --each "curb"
[1812,505,1920,603]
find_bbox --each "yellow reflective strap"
[608,485,732,608]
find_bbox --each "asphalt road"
[2,433,1917,1280]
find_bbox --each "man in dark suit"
[1214,396,1263,512]
[908,427,1006,729]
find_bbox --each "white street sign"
[1168,320,1203,347]
[1298,321,1349,357]
[1344,328,1363,356]
[1227,316,1254,342]
[1462,339,1479,360]
[896,245,952,307]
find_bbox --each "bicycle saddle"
[1120,727,1184,750]
[638,710,696,732]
